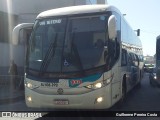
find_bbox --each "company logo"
[71,80,82,86]
[57,88,64,95]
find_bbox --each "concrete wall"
[0,0,106,14]
[14,0,107,23]
[0,43,25,75]
[0,0,106,43]
[0,11,18,42]
[0,0,87,23]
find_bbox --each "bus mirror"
[12,23,34,45]
[137,29,140,36]
[108,15,117,40]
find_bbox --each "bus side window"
[121,49,127,66]
[133,54,138,67]
[131,53,136,66]
[128,53,133,66]
[135,55,139,66]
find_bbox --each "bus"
[12,5,143,109]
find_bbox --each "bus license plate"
[54,99,69,105]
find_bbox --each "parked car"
[149,67,160,87]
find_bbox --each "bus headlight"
[25,82,33,88]
[26,83,33,88]
[84,76,112,90]
[25,82,39,89]
[154,76,157,79]
[94,83,102,88]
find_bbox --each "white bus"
[13,5,143,109]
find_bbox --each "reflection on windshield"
[28,18,66,72]
[27,15,108,77]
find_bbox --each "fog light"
[27,96,32,102]
[96,97,103,103]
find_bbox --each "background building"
[144,55,155,65]
[0,0,106,76]
[0,0,106,43]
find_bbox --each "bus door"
[12,23,33,89]
[19,28,32,71]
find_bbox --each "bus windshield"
[27,14,108,78]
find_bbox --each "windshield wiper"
[39,34,58,75]
[70,33,85,76]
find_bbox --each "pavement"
[0,86,24,105]
[0,90,24,105]
[0,82,25,105]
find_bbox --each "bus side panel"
[111,81,121,105]
[110,60,121,105]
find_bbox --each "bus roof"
[37,5,121,19]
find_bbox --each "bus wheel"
[137,76,141,88]
[121,80,127,102]
[137,71,142,88]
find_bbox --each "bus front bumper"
[25,85,112,109]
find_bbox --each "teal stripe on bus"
[69,73,102,88]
